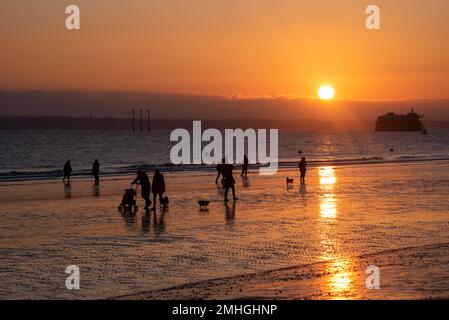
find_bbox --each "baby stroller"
[118,185,138,212]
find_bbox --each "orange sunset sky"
[1,0,448,101]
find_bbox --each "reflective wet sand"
[125,242,449,300]
[1,161,449,299]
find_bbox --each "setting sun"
[318,85,335,100]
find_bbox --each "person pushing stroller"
[131,170,151,209]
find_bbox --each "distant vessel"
[375,108,424,132]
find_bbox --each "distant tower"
[139,109,143,132]
[147,109,151,132]
[132,109,135,132]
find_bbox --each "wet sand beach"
[1,161,449,299]
[118,242,449,300]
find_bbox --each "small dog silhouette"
[286,177,294,187]
[198,200,210,210]
[161,196,169,208]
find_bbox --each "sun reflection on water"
[320,195,337,219]
[319,166,337,186]
[317,166,355,298]
[319,167,337,220]
[327,259,353,296]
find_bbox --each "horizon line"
[1,88,449,103]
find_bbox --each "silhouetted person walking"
[152,169,165,210]
[215,158,225,184]
[299,157,307,184]
[131,170,151,208]
[91,159,100,184]
[222,162,237,201]
[63,160,72,183]
[241,155,249,177]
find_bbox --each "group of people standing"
[63,158,166,211]
[131,169,166,210]
[213,155,307,201]
[62,154,307,208]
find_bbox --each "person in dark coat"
[63,160,73,183]
[241,155,249,177]
[215,158,225,184]
[91,159,100,184]
[222,163,238,201]
[131,170,151,208]
[152,169,166,209]
[299,157,307,184]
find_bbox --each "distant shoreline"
[1,116,449,131]
[0,116,375,131]
[1,158,448,184]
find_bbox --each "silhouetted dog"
[161,196,169,208]
[198,200,210,210]
[286,177,294,187]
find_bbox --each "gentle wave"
[1,154,448,182]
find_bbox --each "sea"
[1,129,448,182]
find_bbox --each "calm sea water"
[1,129,449,181]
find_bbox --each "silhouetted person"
[152,169,165,210]
[91,159,100,184]
[222,163,237,201]
[131,170,151,208]
[63,160,72,183]
[215,158,225,184]
[241,155,249,177]
[299,157,307,184]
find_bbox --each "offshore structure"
[375,108,425,132]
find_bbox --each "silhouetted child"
[299,157,307,184]
[152,169,166,211]
[63,160,72,183]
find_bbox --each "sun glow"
[319,167,337,185]
[319,167,338,220]
[318,85,335,100]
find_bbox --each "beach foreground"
[1,161,449,299]
[118,242,449,300]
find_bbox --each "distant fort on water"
[375,108,425,132]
